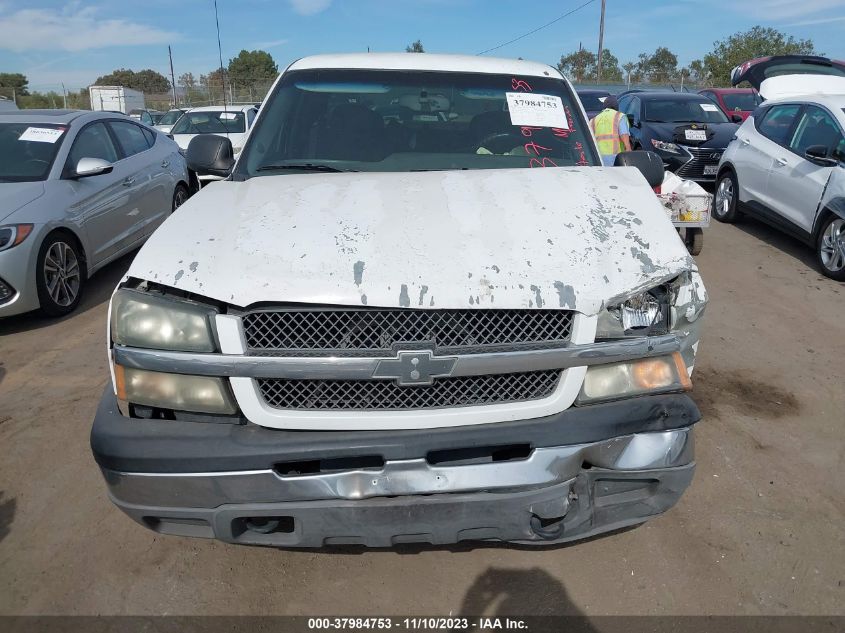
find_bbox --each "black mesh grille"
[242,309,574,356]
[676,146,725,180]
[257,370,561,411]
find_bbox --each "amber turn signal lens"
[114,363,127,401]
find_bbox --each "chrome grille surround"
[257,370,562,411]
[242,308,575,357]
[676,146,725,180]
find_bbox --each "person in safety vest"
[589,95,631,166]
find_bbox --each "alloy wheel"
[43,241,81,307]
[715,177,733,218]
[819,218,845,272]
[173,187,188,210]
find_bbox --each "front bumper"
[0,235,40,318]
[92,390,700,547]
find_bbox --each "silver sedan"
[0,109,190,317]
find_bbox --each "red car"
[698,88,761,122]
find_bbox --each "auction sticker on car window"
[18,127,64,143]
[685,129,707,141]
[219,112,238,120]
[700,103,719,112]
[506,93,568,129]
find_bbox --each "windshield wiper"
[256,163,355,173]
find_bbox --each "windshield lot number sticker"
[700,103,719,112]
[18,127,64,143]
[685,129,707,141]
[506,93,568,129]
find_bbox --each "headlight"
[597,284,670,339]
[111,289,216,352]
[578,353,691,404]
[651,139,682,154]
[0,224,34,252]
[115,366,236,414]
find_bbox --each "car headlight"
[114,366,236,415]
[111,289,216,352]
[596,284,671,339]
[0,224,34,252]
[650,139,682,154]
[578,353,691,404]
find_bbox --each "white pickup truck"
[91,53,707,547]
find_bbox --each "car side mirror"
[627,114,640,128]
[187,134,235,178]
[805,145,838,167]
[731,114,744,123]
[613,150,665,188]
[74,157,113,178]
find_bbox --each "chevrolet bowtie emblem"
[372,351,457,386]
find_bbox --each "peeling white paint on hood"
[127,167,694,316]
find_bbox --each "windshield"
[0,122,66,182]
[578,92,610,111]
[158,110,184,125]
[237,68,598,177]
[172,110,246,134]
[645,98,730,123]
[722,93,761,111]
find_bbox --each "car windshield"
[0,122,66,182]
[578,92,610,111]
[158,110,185,125]
[722,93,761,111]
[645,98,730,123]
[172,110,246,134]
[238,68,598,177]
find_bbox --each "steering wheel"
[477,132,526,155]
[22,158,49,170]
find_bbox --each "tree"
[596,49,622,83]
[405,40,425,53]
[227,49,278,86]
[94,68,170,93]
[687,59,707,86]
[622,61,637,86]
[0,72,29,96]
[646,47,679,84]
[178,72,196,89]
[557,49,596,83]
[701,26,817,87]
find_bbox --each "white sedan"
[170,105,258,182]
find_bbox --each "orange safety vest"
[590,109,623,156]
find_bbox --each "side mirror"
[614,150,665,188]
[805,145,838,167]
[74,157,113,178]
[187,134,235,178]
[731,114,744,123]
[627,114,640,128]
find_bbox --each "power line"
[477,0,599,56]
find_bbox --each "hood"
[646,122,738,148]
[127,167,694,316]
[0,181,46,222]
[732,55,845,91]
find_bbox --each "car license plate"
[704,165,718,176]
[685,129,707,141]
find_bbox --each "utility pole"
[168,45,177,107]
[596,0,606,84]
[61,82,67,108]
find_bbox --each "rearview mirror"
[613,150,665,188]
[74,157,113,178]
[805,145,838,167]
[731,114,744,123]
[187,135,235,178]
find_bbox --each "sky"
[1,0,845,92]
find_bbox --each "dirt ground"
[0,218,842,617]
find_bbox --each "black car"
[575,88,612,119]
[618,92,740,182]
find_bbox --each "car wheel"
[816,215,845,281]
[35,232,86,316]
[172,183,189,212]
[713,171,740,223]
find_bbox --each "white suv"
[714,55,845,279]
